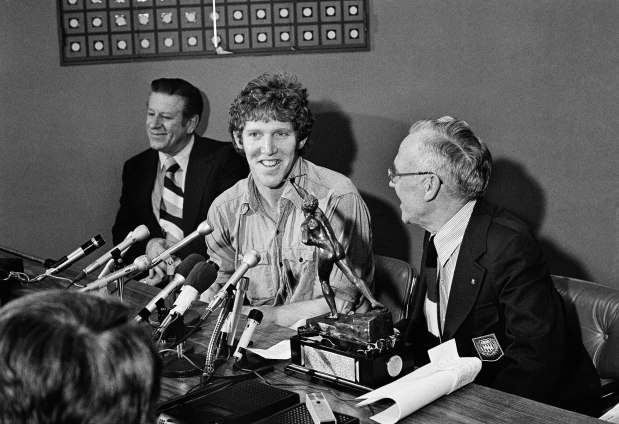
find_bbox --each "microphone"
[233,309,264,361]
[72,225,150,283]
[45,234,105,276]
[149,221,213,269]
[203,250,260,313]
[134,253,205,323]
[79,256,151,292]
[154,260,219,338]
[227,277,249,348]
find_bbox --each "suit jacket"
[403,198,601,416]
[112,135,248,262]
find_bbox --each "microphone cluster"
[153,259,220,338]
[47,219,268,375]
[149,250,261,343]
[79,220,213,291]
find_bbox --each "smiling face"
[234,120,306,198]
[146,92,197,156]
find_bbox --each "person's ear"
[423,175,441,201]
[233,132,244,152]
[186,115,199,134]
[297,137,307,150]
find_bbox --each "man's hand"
[141,238,176,286]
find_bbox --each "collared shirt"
[425,199,476,337]
[151,135,194,220]
[204,157,374,307]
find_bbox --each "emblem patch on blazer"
[472,333,504,362]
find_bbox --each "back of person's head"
[0,290,161,424]
[150,78,203,124]
[228,71,314,155]
[410,116,492,201]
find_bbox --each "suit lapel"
[139,150,159,222]
[183,136,215,234]
[441,199,492,339]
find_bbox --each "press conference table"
[1,249,604,424]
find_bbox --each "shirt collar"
[434,199,476,265]
[158,134,194,173]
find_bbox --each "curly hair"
[229,72,314,156]
[410,116,492,200]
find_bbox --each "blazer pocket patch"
[472,333,504,362]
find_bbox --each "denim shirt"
[204,158,374,307]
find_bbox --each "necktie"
[424,236,439,303]
[423,236,443,338]
[159,158,184,243]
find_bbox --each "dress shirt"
[150,135,194,221]
[424,199,476,337]
[204,157,374,307]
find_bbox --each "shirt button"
[279,262,283,267]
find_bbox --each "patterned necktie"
[159,157,184,243]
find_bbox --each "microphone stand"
[203,286,235,381]
[159,315,204,378]
[110,248,125,301]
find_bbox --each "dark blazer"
[112,135,248,262]
[403,198,601,416]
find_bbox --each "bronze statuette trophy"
[286,177,414,391]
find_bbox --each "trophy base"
[288,310,413,390]
[286,333,414,391]
[304,309,393,344]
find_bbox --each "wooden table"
[0,248,604,424]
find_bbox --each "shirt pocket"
[242,250,275,304]
[281,247,316,276]
[280,247,317,300]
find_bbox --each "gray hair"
[410,116,492,200]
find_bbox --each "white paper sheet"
[601,402,619,423]
[356,339,482,424]
[246,340,291,360]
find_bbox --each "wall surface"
[1,1,618,288]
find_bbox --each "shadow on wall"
[195,89,212,136]
[485,158,590,281]
[362,193,411,262]
[307,101,412,262]
[306,101,356,176]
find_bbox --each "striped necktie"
[159,157,184,243]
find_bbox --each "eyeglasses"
[387,165,437,184]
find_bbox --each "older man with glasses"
[389,116,601,416]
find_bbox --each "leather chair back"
[374,255,416,323]
[552,275,619,408]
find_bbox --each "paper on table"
[247,340,291,360]
[356,339,482,424]
[601,402,619,423]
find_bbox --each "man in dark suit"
[390,116,600,416]
[112,78,248,284]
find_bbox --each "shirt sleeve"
[325,191,375,304]
[204,203,238,292]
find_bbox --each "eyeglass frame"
[387,165,441,184]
